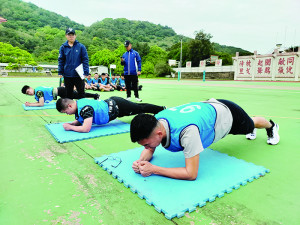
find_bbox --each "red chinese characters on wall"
[278,67,284,74]
[256,58,272,76]
[246,60,251,67]
[257,67,263,74]
[265,59,271,66]
[246,68,250,74]
[287,57,294,65]
[264,67,271,74]
[236,54,297,79]
[239,68,244,74]
[277,57,295,76]
[238,59,251,76]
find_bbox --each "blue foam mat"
[95,146,269,220]
[22,102,56,111]
[45,119,130,143]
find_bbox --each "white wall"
[233,49,300,81]
[173,48,300,82]
[174,65,234,73]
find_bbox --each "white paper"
[75,64,85,80]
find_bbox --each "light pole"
[180,39,182,68]
[178,39,182,81]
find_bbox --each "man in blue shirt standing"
[58,28,89,99]
[121,40,142,102]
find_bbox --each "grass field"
[1,77,299,224]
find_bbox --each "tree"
[0,42,36,65]
[167,41,189,67]
[134,42,150,60]
[36,49,59,62]
[213,51,233,65]
[188,30,213,67]
[144,45,167,65]
[154,61,173,77]
[112,45,126,75]
[90,49,116,67]
[5,63,20,71]
[142,61,154,77]
[36,66,43,71]
[213,43,252,56]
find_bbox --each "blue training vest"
[92,78,99,84]
[111,78,118,85]
[155,102,217,152]
[76,99,109,125]
[34,86,53,103]
[86,78,93,85]
[100,77,108,85]
[119,79,125,86]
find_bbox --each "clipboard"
[75,64,85,80]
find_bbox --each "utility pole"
[178,39,183,81]
[180,39,182,68]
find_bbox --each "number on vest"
[168,104,201,113]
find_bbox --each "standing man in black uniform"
[58,28,89,99]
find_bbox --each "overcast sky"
[23,0,300,54]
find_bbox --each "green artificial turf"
[0,77,299,224]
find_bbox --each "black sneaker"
[94,94,100,100]
[266,120,280,145]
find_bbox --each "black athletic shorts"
[57,87,66,98]
[217,99,254,135]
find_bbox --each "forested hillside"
[0,0,252,75]
[0,0,84,30]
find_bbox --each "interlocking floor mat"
[95,146,269,220]
[22,102,56,110]
[45,119,130,143]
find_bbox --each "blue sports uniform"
[122,49,141,75]
[92,78,99,86]
[119,79,125,87]
[34,86,54,103]
[75,99,109,125]
[155,102,217,152]
[85,78,93,86]
[110,78,118,85]
[100,78,108,85]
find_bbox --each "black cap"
[124,40,131,47]
[66,28,75,35]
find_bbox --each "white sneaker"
[266,121,280,145]
[126,97,131,101]
[246,128,257,140]
[135,97,142,102]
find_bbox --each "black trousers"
[57,87,97,99]
[124,75,139,98]
[217,99,254,135]
[64,76,85,99]
[110,96,164,118]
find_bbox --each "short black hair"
[21,85,30,94]
[130,114,158,142]
[56,98,72,112]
